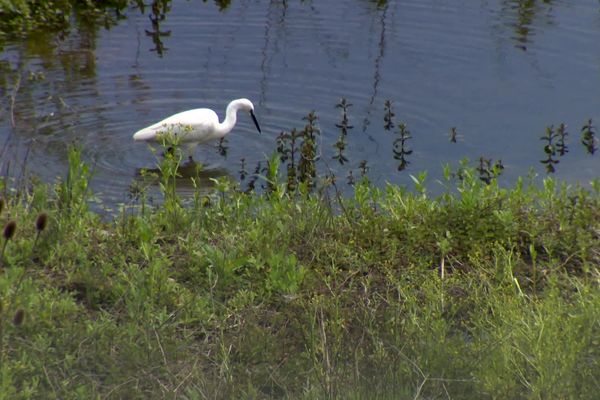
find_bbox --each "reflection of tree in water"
[142,0,172,57]
[0,0,239,143]
[0,1,172,175]
[361,0,390,140]
[259,0,289,104]
[214,0,232,11]
[136,0,234,57]
[0,17,101,135]
[502,0,553,50]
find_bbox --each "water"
[1,0,600,206]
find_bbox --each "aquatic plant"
[555,123,569,156]
[393,122,413,171]
[298,111,320,187]
[449,126,458,143]
[475,156,504,184]
[540,125,560,173]
[581,118,597,154]
[238,157,247,181]
[383,99,395,131]
[276,112,322,192]
[277,128,301,191]
[332,98,353,165]
[244,160,262,192]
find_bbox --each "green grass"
[0,147,598,399]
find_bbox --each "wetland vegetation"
[1,1,599,398]
[1,146,599,399]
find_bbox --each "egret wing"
[133,108,219,143]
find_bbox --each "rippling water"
[1,0,599,205]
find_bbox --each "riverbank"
[0,147,598,398]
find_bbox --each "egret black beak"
[250,110,262,134]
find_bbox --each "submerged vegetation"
[0,146,598,399]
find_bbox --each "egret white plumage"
[133,98,261,159]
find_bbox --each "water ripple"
[1,0,599,205]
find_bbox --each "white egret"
[133,98,261,159]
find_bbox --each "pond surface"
[1,0,600,205]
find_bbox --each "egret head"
[232,98,261,134]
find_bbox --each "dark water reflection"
[1,0,600,206]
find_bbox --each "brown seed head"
[13,309,25,326]
[3,220,16,241]
[36,213,48,232]
[0,198,4,215]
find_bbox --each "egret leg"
[162,146,176,158]
[184,143,198,164]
